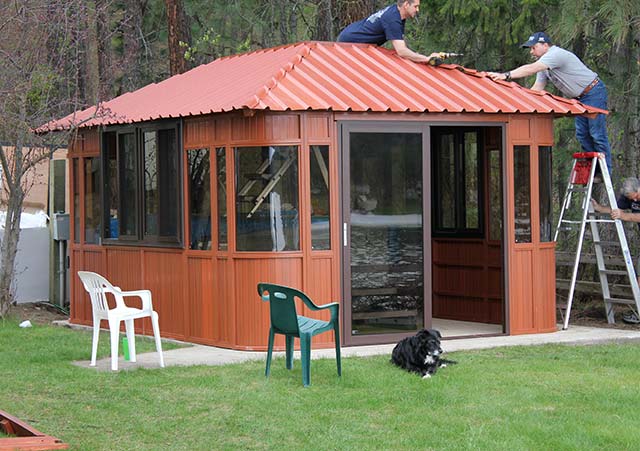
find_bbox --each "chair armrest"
[310,301,340,323]
[119,289,154,311]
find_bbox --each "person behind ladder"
[591,177,640,324]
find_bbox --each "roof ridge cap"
[246,42,316,109]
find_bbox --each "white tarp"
[0,210,49,229]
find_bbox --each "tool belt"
[577,78,599,98]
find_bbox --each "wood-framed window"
[431,127,484,237]
[102,121,182,246]
[235,145,299,252]
[187,147,211,250]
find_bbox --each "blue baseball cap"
[521,32,552,48]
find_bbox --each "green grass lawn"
[1,318,639,451]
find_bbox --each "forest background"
[0,0,638,313]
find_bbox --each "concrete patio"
[70,323,640,372]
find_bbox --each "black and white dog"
[391,329,456,379]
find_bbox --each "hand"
[487,72,507,81]
[611,209,623,220]
[590,198,601,212]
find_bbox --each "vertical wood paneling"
[305,257,335,346]
[231,114,264,142]
[509,117,531,141]
[143,251,185,338]
[234,257,303,350]
[186,256,213,341]
[213,117,230,143]
[106,249,143,289]
[306,115,331,140]
[432,239,503,324]
[184,117,213,148]
[538,247,557,331]
[215,258,235,346]
[265,114,300,140]
[510,249,535,333]
[83,128,100,155]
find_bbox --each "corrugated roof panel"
[42,41,606,131]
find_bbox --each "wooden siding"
[432,239,502,324]
[68,110,558,349]
[70,111,343,350]
[505,115,557,335]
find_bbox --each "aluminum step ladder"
[554,152,640,329]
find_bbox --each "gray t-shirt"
[535,46,598,98]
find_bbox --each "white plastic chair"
[77,271,165,371]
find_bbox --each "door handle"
[343,222,348,247]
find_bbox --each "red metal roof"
[42,41,606,131]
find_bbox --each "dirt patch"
[7,302,69,325]
[560,297,640,330]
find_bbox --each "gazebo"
[44,41,605,350]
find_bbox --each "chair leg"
[265,327,275,377]
[90,316,100,367]
[334,324,342,377]
[300,334,311,387]
[108,318,120,371]
[151,311,165,368]
[285,335,294,370]
[124,319,136,363]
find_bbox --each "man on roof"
[487,32,612,177]
[337,0,440,64]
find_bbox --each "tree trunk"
[0,144,25,317]
[120,1,147,93]
[164,0,191,75]
[95,0,113,101]
[314,0,333,41]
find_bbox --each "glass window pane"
[188,148,211,250]
[84,158,101,244]
[310,145,330,250]
[436,134,455,229]
[216,148,227,251]
[539,146,553,242]
[349,132,424,335]
[235,146,299,252]
[488,149,502,241]
[119,133,137,237]
[514,145,531,243]
[104,132,118,238]
[157,129,179,238]
[464,132,479,229]
[143,131,158,236]
[73,159,80,243]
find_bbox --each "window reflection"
[488,149,502,242]
[73,159,80,243]
[187,148,211,250]
[235,146,299,251]
[539,146,553,242]
[84,158,101,244]
[310,145,330,250]
[217,148,227,250]
[514,146,531,243]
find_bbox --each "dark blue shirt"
[337,5,405,45]
[616,194,640,230]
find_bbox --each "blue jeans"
[575,81,612,173]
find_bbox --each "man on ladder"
[555,152,640,329]
[591,177,640,324]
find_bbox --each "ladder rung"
[593,240,621,247]
[599,269,629,276]
[604,297,638,306]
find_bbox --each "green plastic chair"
[257,283,341,387]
